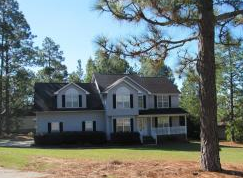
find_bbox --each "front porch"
[136,115,187,143]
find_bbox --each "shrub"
[34,131,107,146]
[157,134,187,144]
[226,119,243,142]
[110,132,141,145]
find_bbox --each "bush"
[157,134,187,144]
[34,131,107,146]
[110,132,141,145]
[226,119,243,143]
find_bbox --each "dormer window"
[65,88,79,108]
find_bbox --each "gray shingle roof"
[94,73,180,94]
[34,83,104,111]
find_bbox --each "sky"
[17,0,186,88]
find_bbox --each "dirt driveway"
[0,167,48,178]
[0,134,34,147]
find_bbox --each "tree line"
[180,34,243,142]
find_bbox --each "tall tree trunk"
[0,49,3,135]
[197,0,221,171]
[5,50,10,134]
[0,12,5,135]
[229,49,235,142]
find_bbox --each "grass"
[0,142,242,170]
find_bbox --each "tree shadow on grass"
[221,169,243,177]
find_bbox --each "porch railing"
[151,126,187,136]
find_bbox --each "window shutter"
[130,94,133,108]
[62,95,65,108]
[130,118,134,132]
[60,122,63,132]
[179,116,185,126]
[48,123,51,133]
[113,119,116,133]
[155,117,158,128]
[154,95,157,108]
[169,117,172,127]
[169,95,171,108]
[143,95,146,109]
[79,95,82,107]
[82,121,85,131]
[54,95,57,109]
[93,121,96,131]
[113,94,116,109]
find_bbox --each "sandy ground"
[26,157,243,178]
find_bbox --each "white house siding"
[171,95,179,108]
[36,111,105,134]
[106,82,139,116]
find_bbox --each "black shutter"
[93,121,96,131]
[79,95,82,107]
[54,95,57,109]
[62,95,65,108]
[82,121,85,131]
[179,116,185,126]
[113,94,116,109]
[113,119,116,133]
[130,118,134,132]
[154,95,157,108]
[143,95,146,109]
[48,123,51,133]
[169,117,172,127]
[155,117,158,128]
[169,95,171,108]
[60,122,63,132]
[130,94,133,108]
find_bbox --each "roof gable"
[103,76,151,94]
[34,83,103,111]
[94,73,180,94]
[54,83,90,95]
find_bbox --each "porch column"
[168,116,171,135]
[185,115,187,139]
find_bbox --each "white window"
[116,87,130,109]
[85,121,93,131]
[51,122,60,132]
[116,118,131,132]
[157,95,169,108]
[65,88,79,108]
[138,95,143,108]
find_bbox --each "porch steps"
[142,136,156,145]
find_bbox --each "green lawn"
[0,142,242,170]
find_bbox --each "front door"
[137,118,148,136]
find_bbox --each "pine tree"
[36,37,68,82]
[0,0,36,134]
[94,0,243,171]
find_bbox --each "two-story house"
[34,73,187,143]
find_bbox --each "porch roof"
[139,108,187,115]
